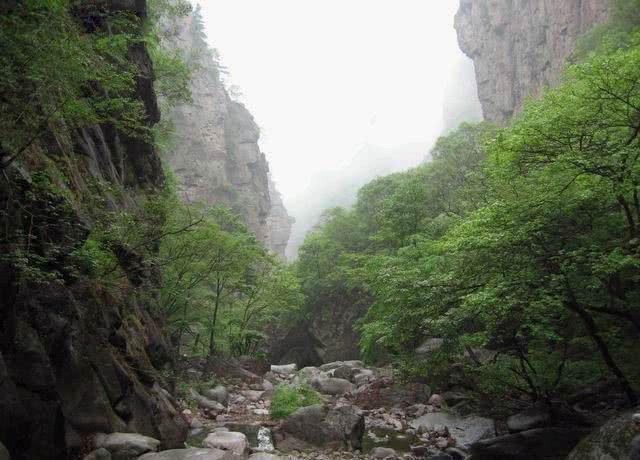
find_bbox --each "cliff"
[0,2,187,459]
[455,0,609,123]
[161,11,292,258]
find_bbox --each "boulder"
[567,409,637,459]
[370,446,397,458]
[270,364,297,375]
[203,386,229,406]
[506,404,551,433]
[352,368,374,386]
[241,390,264,402]
[248,454,284,460]
[332,365,357,381]
[83,448,111,460]
[471,427,592,460]
[311,376,354,395]
[278,404,364,451]
[415,338,444,355]
[319,361,363,372]
[410,412,494,448]
[292,366,326,386]
[203,431,248,456]
[138,448,239,460]
[95,433,160,460]
[189,390,225,413]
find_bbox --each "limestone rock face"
[455,0,609,122]
[161,12,291,258]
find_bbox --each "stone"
[310,377,354,395]
[415,338,444,355]
[254,409,269,416]
[95,433,160,460]
[444,447,467,460]
[248,454,284,460]
[83,448,111,460]
[567,410,636,459]
[506,404,551,433]
[278,404,365,451]
[203,431,248,456]
[410,412,495,449]
[138,448,239,460]
[204,386,229,406]
[189,390,225,413]
[370,447,397,459]
[428,394,445,408]
[352,369,374,386]
[241,390,264,402]
[270,364,297,375]
[262,379,274,392]
[471,427,592,460]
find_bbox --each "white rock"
[203,431,248,456]
[270,363,297,375]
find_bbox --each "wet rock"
[204,386,229,406]
[95,432,160,460]
[410,412,494,449]
[370,447,397,458]
[271,364,297,375]
[567,409,636,459]
[506,404,551,433]
[138,448,239,460]
[471,427,591,460]
[279,404,365,451]
[203,431,248,456]
[83,448,111,460]
[311,377,354,395]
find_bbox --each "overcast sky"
[195,0,479,257]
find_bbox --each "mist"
[195,0,481,258]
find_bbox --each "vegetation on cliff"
[296,3,640,407]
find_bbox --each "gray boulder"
[94,433,160,460]
[204,386,229,406]
[270,364,297,375]
[278,404,364,451]
[567,409,637,460]
[506,404,551,433]
[471,427,591,460]
[410,412,494,449]
[138,448,240,460]
[311,376,354,395]
[370,446,397,458]
[203,431,248,456]
[292,366,326,385]
[83,448,111,460]
[189,389,225,413]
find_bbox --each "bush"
[270,385,322,420]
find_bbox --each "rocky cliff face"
[162,12,292,258]
[455,0,609,123]
[0,3,187,459]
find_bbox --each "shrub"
[270,384,322,420]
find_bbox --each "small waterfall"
[257,426,275,452]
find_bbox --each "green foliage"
[270,385,322,420]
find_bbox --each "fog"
[195,0,481,258]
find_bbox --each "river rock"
[506,404,551,433]
[311,376,354,395]
[370,446,397,458]
[189,390,225,413]
[204,386,229,406]
[138,448,239,460]
[410,412,494,448]
[241,390,264,402]
[83,448,111,460]
[95,432,160,460]
[472,427,591,460]
[203,431,248,456]
[271,364,297,375]
[567,409,636,459]
[278,404,365,451]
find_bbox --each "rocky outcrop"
[0,2,187,459]
[161,11,291,258]
[455,0,609,122]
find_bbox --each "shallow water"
[362,427,420,453]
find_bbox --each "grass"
[270,384,322,420]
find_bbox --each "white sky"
[195,0,476,256]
